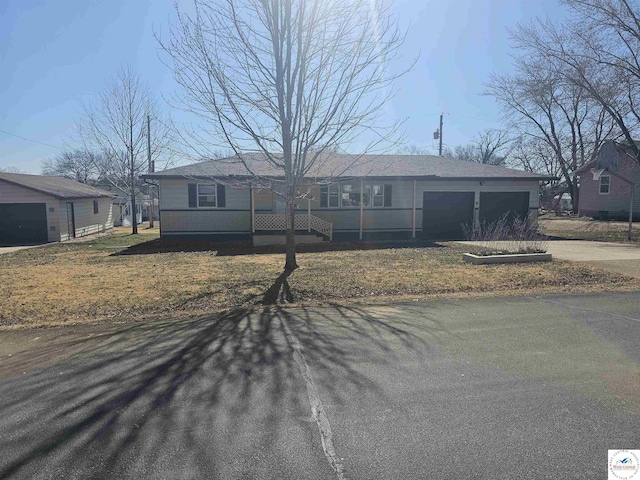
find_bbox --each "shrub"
[462,213,548,255]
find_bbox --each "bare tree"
[158,0,409,271]
[442,129,512,166]
[509,135,563,179]
[0,166,24,174]
[397,145,433,155]
[79,67,173,234]
[41,150,100,184]
[485,48,614,209]
[509,0,640,159]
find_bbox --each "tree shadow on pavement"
[0,302,442,479]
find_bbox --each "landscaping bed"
[0,231,638,329]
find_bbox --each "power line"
[0,128,65,150]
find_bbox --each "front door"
[274,196,286,213]
[66,202,76,238]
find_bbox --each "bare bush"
[462,213,548,255]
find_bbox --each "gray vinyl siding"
[254,189,273,211]
[158,178,540,236]
[160,178,250,209]
[59,197,114,241]
[161,210,250,233]
[0,181,60,242]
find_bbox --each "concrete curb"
[462,252,552,265]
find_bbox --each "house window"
[599,175,610,194]
[321,182,392,208]
[93,200,99,214]
[328,184,339,207]
[198,184,217,207]
[341,182,371,208]
[371,184,384,207]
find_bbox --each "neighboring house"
[0,173,115,245]
[112,196,158,227]
[143,153,551,243]
[575,141,640,220]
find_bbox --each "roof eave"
[144,173,555,182]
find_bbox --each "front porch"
[252,212,333,243]
[251,188,333,244]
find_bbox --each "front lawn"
[1,230,638,328]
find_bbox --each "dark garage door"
[479,192,530,226]
[0,203,48,246]
[423,192,475,240]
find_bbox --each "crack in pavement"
[279,315,348,480]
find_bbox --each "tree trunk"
[131,189,138,235]
[130,150,138,235]
[284,195,298,271]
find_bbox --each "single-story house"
[575,141,640,220]
[142,153,552,243]
[0,173,115,245]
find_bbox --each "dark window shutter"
[217,183,226,207]
[188,184,197,208]
[320,186,328,207]
[384,184,392,207]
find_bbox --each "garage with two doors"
[422,190,532,240]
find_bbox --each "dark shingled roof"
[143,153,553,181]
[0,173,116,199]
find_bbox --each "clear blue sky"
[0,0,566,174]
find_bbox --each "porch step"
[253,234,327,246]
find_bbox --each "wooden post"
[307,196,311,232]
[474,190,481,228]
[251,185,255,233]
[412,180,416,239]
[359,179,364,240]
[147,114,154,228]
[629,187,634,241]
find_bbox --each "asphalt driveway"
[1,293,639,479]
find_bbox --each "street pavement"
[1,293,639,479]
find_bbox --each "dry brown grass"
[1,231,638,329]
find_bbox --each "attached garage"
[423,192,475,240]
[0,173,116,245]
[479,192,530,225]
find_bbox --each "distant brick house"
[575,141,640,220]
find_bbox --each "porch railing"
[254,213,332,240]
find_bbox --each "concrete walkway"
[461,240,640,278]
[0,245,42,256]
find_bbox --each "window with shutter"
[188,184,197,208]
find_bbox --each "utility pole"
[439,113,443,156]
[147,114,154,228]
